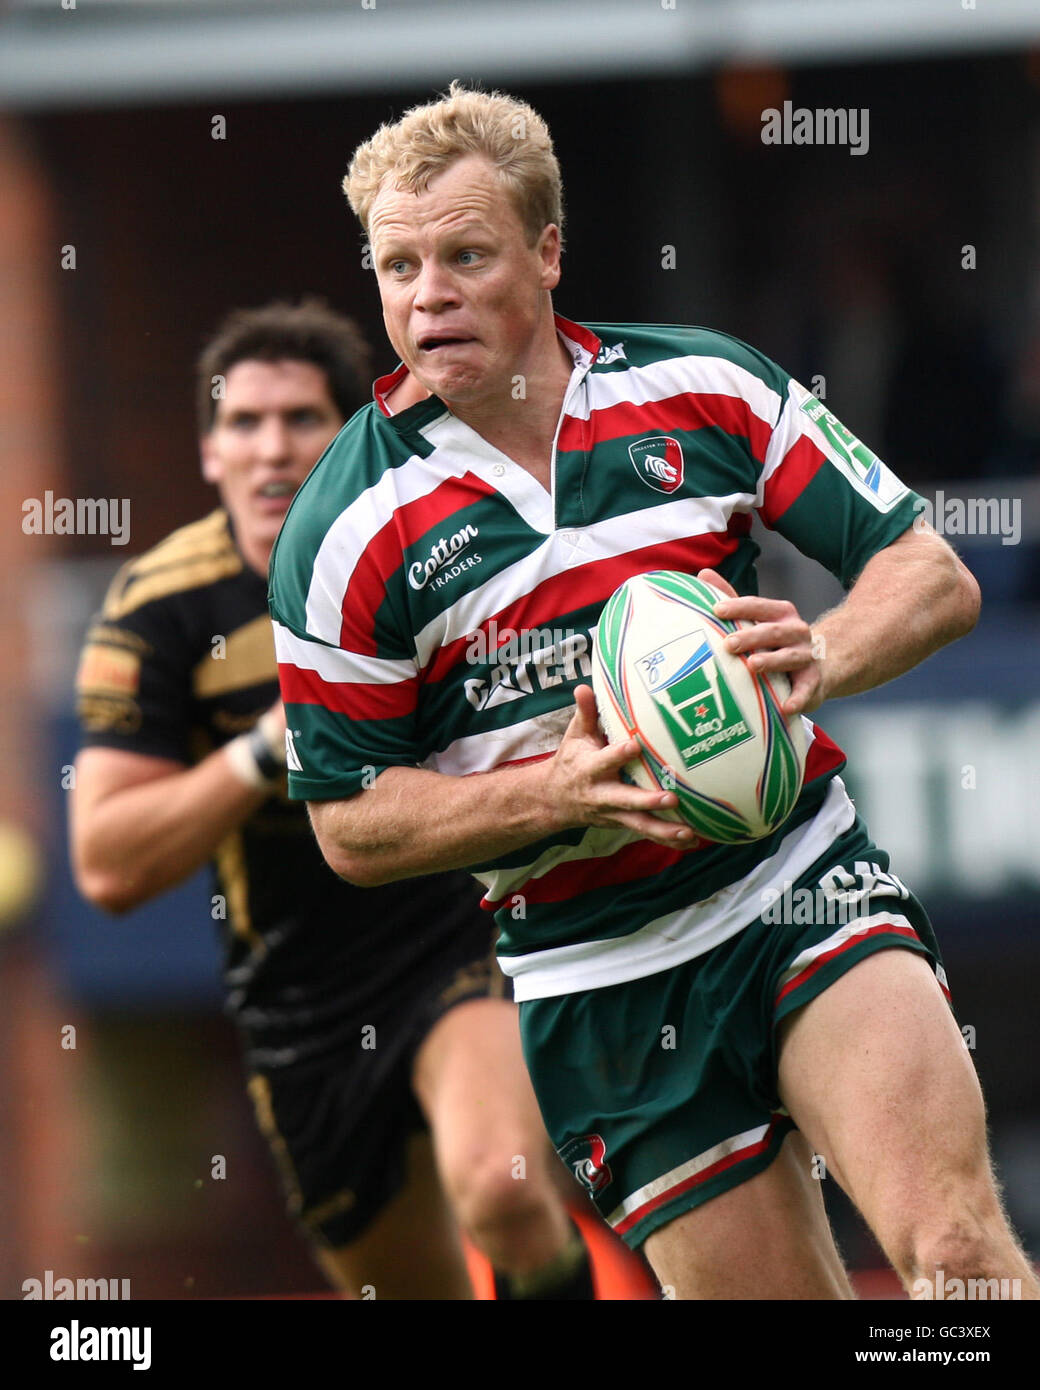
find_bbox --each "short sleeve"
[755,377,924,587]
[76,589,193,763]
[271,615,422,802]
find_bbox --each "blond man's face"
[368,154,561,409]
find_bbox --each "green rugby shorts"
[519,819,948,1250]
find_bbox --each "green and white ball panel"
[592,571,807,843]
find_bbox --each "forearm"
[311,760,563,886]
[813,528,980,702]
[72,749,270,912]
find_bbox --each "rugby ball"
[591,571,806,843]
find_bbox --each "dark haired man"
[70,298,642,1300]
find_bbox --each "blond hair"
[343,80,564,246]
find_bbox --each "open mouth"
[418,336,474,352]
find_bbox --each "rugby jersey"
[269,317,923,1000]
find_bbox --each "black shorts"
[245,918,512,1249]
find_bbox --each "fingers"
[605,808,703,848]
[781,665,823,716]
[715,595,801,627]
[570,683,604,739]
[697,567,739,600]
[719,603,814,672]
[562,686,632,764]
[708,590,824,713]
[555,686,703,845]
[566,685,651,771]
[734,641,816,674]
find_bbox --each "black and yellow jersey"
[75,508,492,1067]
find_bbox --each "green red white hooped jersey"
[268,316,922,1001]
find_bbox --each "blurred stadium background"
[2,0,1039,1299]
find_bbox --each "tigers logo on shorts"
[559,1133,612,1195]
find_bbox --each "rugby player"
[68,298,625,1300]
[268,87,1039,1300]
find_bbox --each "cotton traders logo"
[628,436,684,494]
[559,1134,612,1196]
[637,629,753,770]
[407,524,482,591]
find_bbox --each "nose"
[412,258,461,315]
[255,416,292,465]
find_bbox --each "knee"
[895,1199,1010,1296]
[441,1144,555,1242]
[909,1219,988,1284]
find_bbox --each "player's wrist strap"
[247,723,283,781]
[226,718,286,791]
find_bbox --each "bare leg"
[643,1128,855,1299]
[777,949,1039,1299]
[413,997,574,1276]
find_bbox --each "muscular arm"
[810,524,980,700]
[309,687,697,887]
[308,531,978,888]
[714,524,981,713]
[70,743,271,915]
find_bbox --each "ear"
[200,435,223,486]
[538,223,563,291]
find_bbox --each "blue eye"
[458,250,479,265]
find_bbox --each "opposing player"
[268,87,1039,1299]
[69,298,641,1300]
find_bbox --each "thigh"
[643,1129,853,1299]
[412,996,550,1170]
[776,947,996,1260]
